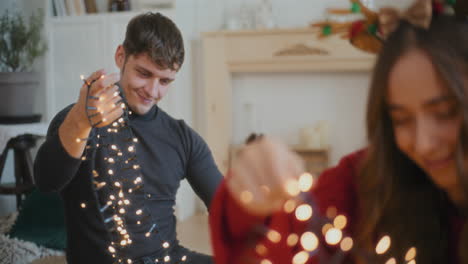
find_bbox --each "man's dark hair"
[123,12,184,71]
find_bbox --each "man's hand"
[74,69,124,129]
[227,137,305,217]
[58,69,124,159]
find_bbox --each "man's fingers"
[96,105,124,128]
[99,85,120,103]
[83,69,105,87]
[89,73,120,96]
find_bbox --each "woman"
[209,1,467,264]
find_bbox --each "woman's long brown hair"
[356,16,468,264]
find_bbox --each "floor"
[31,213,212,264]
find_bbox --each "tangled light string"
[240,172,417,264]
[78,75,187,264]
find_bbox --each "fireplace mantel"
[201,28,375,173]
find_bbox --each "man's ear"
[115,45,126,69]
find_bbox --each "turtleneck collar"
[128,104,159,121]
[117,82,159,122]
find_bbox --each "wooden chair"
[0,134,41,209]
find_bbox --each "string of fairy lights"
[77,74,187,264]
[239,172,418,264]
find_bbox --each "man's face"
[115,46,178,115]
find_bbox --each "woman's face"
[388,49,463,196]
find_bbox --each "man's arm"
[181,122,223,209]
[34,70,123,192]
[34,105,85,192]
[59,70,122,158]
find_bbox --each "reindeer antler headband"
[313,0,458,53]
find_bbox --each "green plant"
[0,9,47,72]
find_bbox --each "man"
[34,12,222,264]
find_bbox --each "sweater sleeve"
[181,121,223,210]
[209,150,364,264]
[33,104,84,192]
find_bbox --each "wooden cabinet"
[202,29,375,173]
[292,147,329,177]
[230,145,329,177]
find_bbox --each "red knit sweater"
[209,150,464,264]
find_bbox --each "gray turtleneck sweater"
[34,104,222,263]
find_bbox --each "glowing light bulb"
[284,199,297,213]
[325,228,343,245]
[255,244,268,256]
[266,230,281,243]
[260,260,272,264]
[128,146,135,152]
[162,242,170,248]
[295,204,313,221]
[334,215,347,230]
[285,179,300,196]
[108,169,114,175]
[385,258,396,264]
[326,206,337,219]
[287,234,299,247]
[340,237,353,252]
[300,232,319,251]
[80,203,86,208]
[108,246,116,253]
[298,172,314,192]
[292,251,309,264]
[240,191,253,204]
[322,223,333,236]
[134,177,142,184]
[136,209,143,215]
[405,247,417,261]
[376,235,391,255]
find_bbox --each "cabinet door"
[47,16,107,118]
